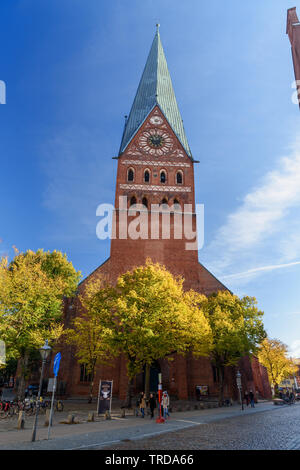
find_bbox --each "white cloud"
[202,134,300,282]
[289,340,300,358]
[220,261,300,282]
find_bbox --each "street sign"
[53,352,61,377]
[97,380,113,415]
[47,378,55,392]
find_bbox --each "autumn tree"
[111,261,212,407]
[64,278,117,403]
[257,338,297,395]
[200,291,266,405]
[0,249,81,399]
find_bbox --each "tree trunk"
[144,363,150,399]
[217,365,225,406]
[124,377,134,409]
[88,373,94,404]
[17,353,29,401]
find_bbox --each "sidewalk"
[0,400,277,450]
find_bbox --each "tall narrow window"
[173,198,181,210]
[128,168,134,182]
[80,364,92,382]
[142,197,148,208]
[176,171,183,184]
[130,196,137,206]
[144,170,150,183]
[160,171,166,183]
[161,198,168,206]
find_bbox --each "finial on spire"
[156,23,160,33]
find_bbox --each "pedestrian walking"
[161,391,170,420]
[139,392,146,418]
[135,397,140,416]
[249,390,255,408]
[149,393,156,419]
[244,391,250,407]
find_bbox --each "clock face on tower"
[138,129,173,155]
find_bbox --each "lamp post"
[31,339,51,442]
[156,372,165,423]
[236,370,244,411]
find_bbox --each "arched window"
[173,198,181,211]
[127,168,134,182]
[144,170,150,183]
[161,198,168,205]
[142,197,148,208]
[160,171,166,183]
[130,196,137,206]
[176,171,183,184]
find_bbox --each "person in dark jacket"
[149,393,156,418]
[139,392,146,418]
[249,390,255,408]
[244,391,250,407]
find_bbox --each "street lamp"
[156,372,165,423]
[236,370,244,411]
[31,339,52,442]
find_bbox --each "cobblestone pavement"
[99,402,300,450]
[0,402,277,450]
[0,400,294,450]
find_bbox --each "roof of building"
[119,26,192,158]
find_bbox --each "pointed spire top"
[119,28,192,157]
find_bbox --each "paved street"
[0,401,299,450]
[102,402,300,451]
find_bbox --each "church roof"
[119,27,192,158]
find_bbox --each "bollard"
[44,409,51,427]
[17,411,25,430]
[67,414,75,424]
[88,412,95,422]
[105,410,111,420]
[121,408,126,418]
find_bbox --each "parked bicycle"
[0,400,16,418]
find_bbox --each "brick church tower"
[58,27,271,401]
[93,25,228,294]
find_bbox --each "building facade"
[55,28,271,401]
[287,7,300,107]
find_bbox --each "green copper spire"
[119,27,192,157]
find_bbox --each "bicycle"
[0,400,15,418]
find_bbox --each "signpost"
[97,380,113,415]
[236,370,244,411]
[47,352,61,440]
[156,373,164,423]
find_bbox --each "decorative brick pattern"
[120,183,191,192]
[122,160,190,168]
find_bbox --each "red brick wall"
[48,105,270,401]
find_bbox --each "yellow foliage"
[258,338,298,387]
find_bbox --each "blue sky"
[1,0,300,355]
